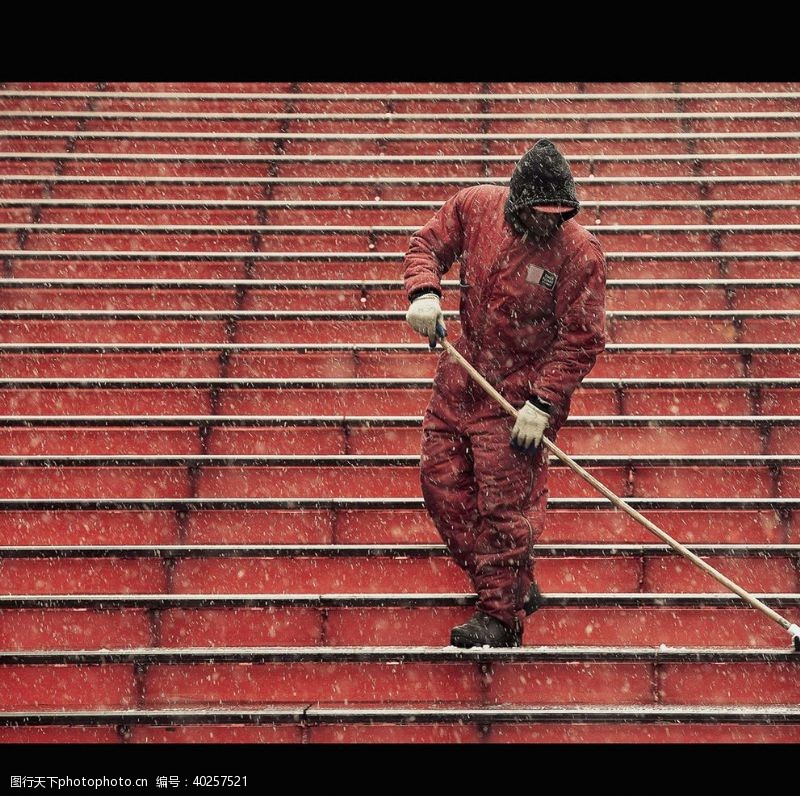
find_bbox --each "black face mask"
[504,139,580,234]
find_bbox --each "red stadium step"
[139,661,641,707]
[8,258,248,280]
[309,722,800,744]
[2,603,797,650]
[0,290,238,311]
[323,605,800,648]
[203,423,771,457]
[0,727,124,743]
[0,429,202,457]
[0,321,230,344]
[130,725,300,743]
[170,555,799,595]
[45,182,269,202]
[0,608,153,650]
[212,386,615,416]
[71,139,277,157]
[0,353,222,379]
[0,466,193,498]
[0,559,168,594]
[0,666,136,710]
[4,459,778,500]
[0,556,644,596]
[80,119,287,134]
[0,389,213,415]
[37,208,260,225]
[25,233,255,252]
[0,509,182,545]
[0,504,786,547]
[183,506,791,545]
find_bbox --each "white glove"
[405,292,446,346]
[511,400,550,449]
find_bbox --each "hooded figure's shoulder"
[450,184,509,219]
[560,218,604,258]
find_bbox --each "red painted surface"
[684,99,799,114]
[557,426,764,456]
[488,723,800,743]
[194,463,421,498]
[0,389,211,416]
[247,260,410,281]
[486,662,654,705]
[158,608,323,647]
[725,260,800,279]
[591,161,697,179]
[660,662,800,705]
[610,318,736,345]
[719,232,798,250]
[0,727,122,743]
[341,426,420,456]
[706,183,799,202]
[185,509,335,545]
[170,556,463,594]
[525,607,799,648]
[0,510,180,545]
[0,321,229,344]
[643,556,798,593]
[2,722,799,744]
[741,318,800,344]
[205,427,347,456]
[131,725,302,743]
[0,559,167,595]
[532,558,644,593]
[762,390,800,414]
[215,388,430,416]
[308,724,483,743]
[0,353,222,379]
[0,609,152,650]
[0,665,136,709]
[325,607,466,647]
[779,468,800,497]
[699,157,799,177]
[607,259,720,280]
[543,509,785,544]
[0,466,192,499]
[0,161,59,176]
[226,352,359,378]
[10,259,246,281]
[607,287,727,311]
[492,140,689,157]
[769,426,800,453]
[591,353,745,379]
[0,289,237,312]
[582,183,700,202]
[631,465,772,498]
[145,662,481,705]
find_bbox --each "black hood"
[504,139,580,234]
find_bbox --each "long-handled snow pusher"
[430,325,800,652]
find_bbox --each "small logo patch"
[526,264,557,291]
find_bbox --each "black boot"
[450,611,522,648]
[523,581,544,616]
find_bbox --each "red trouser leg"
[420,387,550,631]
[420,391,481,579]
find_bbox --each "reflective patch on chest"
[526,264,557,291]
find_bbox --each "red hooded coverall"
[403,184,607,633]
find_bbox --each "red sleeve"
[503,239,607,430]
[403,190,466,303]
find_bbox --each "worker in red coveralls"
[403,139,607,647]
